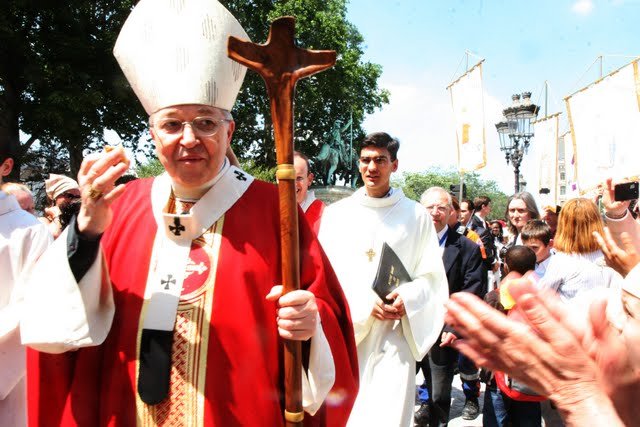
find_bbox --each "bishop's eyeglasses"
[152,117,230,139]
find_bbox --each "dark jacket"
[443,227,487,297]
[442,227,487,335]
[468,215,496,269]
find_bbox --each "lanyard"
[438,229,449,247]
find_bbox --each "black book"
[371,242,412,302]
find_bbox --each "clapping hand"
[593,228,640,277]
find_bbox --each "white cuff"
[301,313,335,415]
[19,227,115,353]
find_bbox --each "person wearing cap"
[20,1,358,426]
[44,173,81,210]
[294,151,325,235]
[41,173,81,238]
[0,144,51,427]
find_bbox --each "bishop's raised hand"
[76,146,130,238]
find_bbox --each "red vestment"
[27,178,358,426]
[303,199,325,235]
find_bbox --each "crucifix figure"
[169,217,185,236]
[228,16,336,427]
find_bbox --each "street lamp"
[495,92,540,193]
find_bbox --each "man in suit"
[415,187,487,427]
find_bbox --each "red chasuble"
[27,178,358,427]
[303,199,325,236]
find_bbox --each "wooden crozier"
[228,17,336,426]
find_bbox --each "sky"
[345,0,640,192]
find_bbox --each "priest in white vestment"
[0,151,51,427]
[319,132,448,427]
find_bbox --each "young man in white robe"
[319,132,448,427]
[0,147,51,427]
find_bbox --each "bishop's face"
[150,104,235,188]
[358,146,398,198]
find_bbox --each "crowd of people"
[1,1,639,426]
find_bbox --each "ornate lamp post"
[495,92,540,193]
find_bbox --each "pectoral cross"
[365,248,376,262]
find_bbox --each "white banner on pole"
[448,60,486,173]
[535,114,560,206]
[565,59,640,193]
[561,130,580,199]
[519,113,559,209]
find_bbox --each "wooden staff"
[228,17,336,426]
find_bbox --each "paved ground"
[415,375,484,427]
[415,376,564,427]
[447,377,484,427]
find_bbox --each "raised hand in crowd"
[593,228,640,277]
[600,177,631,218]
[444,278,626,426]
[76,146,130,238]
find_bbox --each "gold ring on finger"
[88,185,103,200]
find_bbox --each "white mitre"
[113,0,249,114]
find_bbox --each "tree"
[395,167,510,222]
[221,0,389,167]
[2,0,387,181]
[0,1,150,181]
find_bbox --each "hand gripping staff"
[227,16,336,427]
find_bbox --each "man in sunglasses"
[20,1,358,426]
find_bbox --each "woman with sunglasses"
[41,173,81,238]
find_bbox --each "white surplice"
[0,191,51,427]
[319,187,448,427]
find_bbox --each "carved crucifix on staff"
[228,17,336,426]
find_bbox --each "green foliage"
[239,160,277,183]
[1,1,150,180]
[136,158,164,178]
[394,167,510,221]
[221,0,389,166]
[3,0,387,182]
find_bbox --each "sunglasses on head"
[59,192,80,199]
